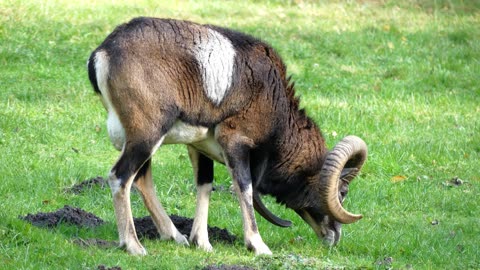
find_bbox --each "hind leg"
[133,159,189,245]
[187,146,214,251]
[108,138,164,255]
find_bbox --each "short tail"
[87,52,101,94]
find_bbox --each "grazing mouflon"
[87,17,367,255]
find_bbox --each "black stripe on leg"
[113,143,152,187]
[134,159,151,182]
[244,194,258,232]
[197,153,214,185]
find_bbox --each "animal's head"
[254,136,367,246]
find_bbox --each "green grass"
[1,0,479,269]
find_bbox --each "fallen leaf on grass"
[391,175,407,183]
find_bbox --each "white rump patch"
[193,29,236,105]
[107,111,125,151]
[94,51,110,100]
[94,50,126,151]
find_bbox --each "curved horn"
[253,191,292,227]
[320,135,367,224]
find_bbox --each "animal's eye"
[339,185,349,201]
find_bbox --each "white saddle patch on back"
[193,29,236,105]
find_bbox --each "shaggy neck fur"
[254,77,328,210]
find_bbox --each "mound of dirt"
[134,215,237,244]
[21,205,104,228]
[66,176,107,194]
[21,205,236,245]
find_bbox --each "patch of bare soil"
[21,205,237,245]
[203,265,255,270]
[134,215,237,244]
[20,205,104,228]
[66,176,107,194]
[22,176,238,256]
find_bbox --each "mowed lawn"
[1,0,479,269]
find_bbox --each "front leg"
[217,131,272,255]
[232,179,272,255]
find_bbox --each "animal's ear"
[338,156,363,203]
[339,167,359,184]
[338,176,350,203]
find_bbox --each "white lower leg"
[134,177,188,245]
[190,183,213,251]
[109,174,146,255]
[234,182,272,255]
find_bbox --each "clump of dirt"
[375,256,393,267]
[134,215,237,244]
[66,176,107,194]
[443,176,465,187]
[21,205,236,245]
[203,265,255,270]
[20,205,104,228]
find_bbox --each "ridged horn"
[253,191,292,227]
[320,135,367,224]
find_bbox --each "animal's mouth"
[295,209,342,246]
